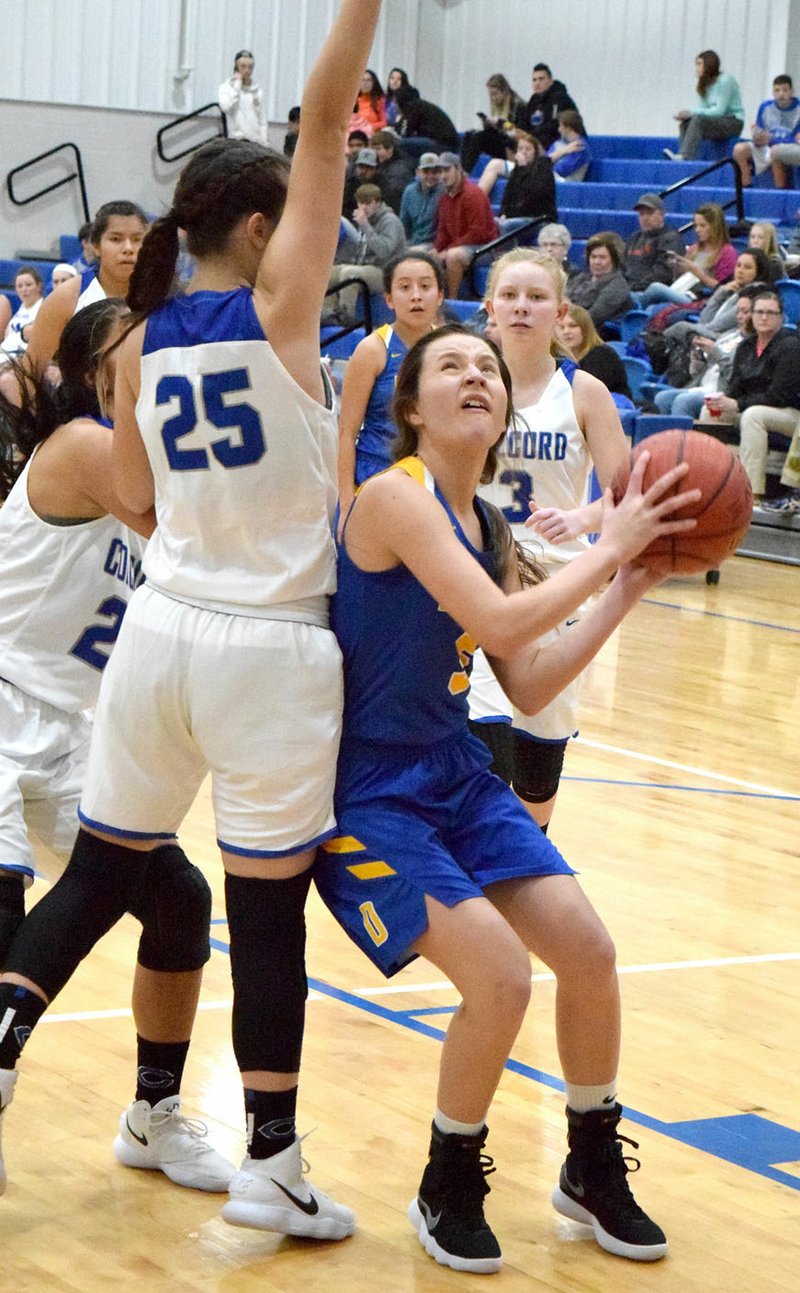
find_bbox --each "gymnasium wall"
[0,0,795,257]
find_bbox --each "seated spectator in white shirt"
[733,75,800,188]
[0,268,45,367]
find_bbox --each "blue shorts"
[315,733,574,976]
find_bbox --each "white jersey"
[0,445,145,712]
[137,288,337,621]
[75,270,106,313]
[480,359,590,567]
[0,297,43,360]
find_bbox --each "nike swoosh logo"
[125,1117,148,1147]
[565,619,579,627]
[418,1198,443,1230]
[272,1180,320,1216]
[564,1173,585,1199]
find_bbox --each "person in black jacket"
[372,130,416,214]
[557,304,633,400]
[496,133,557,229]
[514,64,580,151]
[395,86,459,156]
[704,288,800,499]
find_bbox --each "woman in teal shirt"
[666,50,743,161]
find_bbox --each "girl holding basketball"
[0,0,382,1238]
[317,323,699,1272]
[472,248,630,831]
[337,250,444,522]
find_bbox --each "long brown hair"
[696,50,721,98]
[560,303,601,360]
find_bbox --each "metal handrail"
[322,276,374,337]
[6,142,90,224]
[156,102,227,164]
[465,216,548,297]
[659,156,745,230]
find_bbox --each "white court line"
[37,954,800,1022]
[573,736,795,798]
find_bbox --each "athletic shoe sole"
[407,1198,503,1274]
[222,1198,355,1240]
[551,1185,668,1262]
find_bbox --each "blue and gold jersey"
[356,324,408,471]
[332,457,499,747]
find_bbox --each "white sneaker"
[222,1137,356,1239]
[113,1096,236,1192]
[662,147,682,161]
[0,1068,18,1196]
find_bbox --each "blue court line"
[207,931,800,1194]
[562,777,799,801]
[642,596,800,635]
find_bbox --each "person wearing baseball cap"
[623,193,685,293]
[399,153,444,248]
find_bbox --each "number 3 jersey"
[0,448,145,713]
[137,288,338,619]
[480,359,590,567]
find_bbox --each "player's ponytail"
[126,211,181,316]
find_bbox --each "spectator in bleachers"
[537,223,582,287]
[747,222,788,282]
[461,73,526,173]
[385,68,418,126]
[371,130,415,214]
[327,183,406,323]
[218,50,267,144]
[342,130,370,212]
[568,232,634,330]
[0,268,45,367]
[25,200,148,380]
[664,50,743,162]
[349,69,387,138]
[663,249,770,347]
[557,304,632,400]
[394,87,459,156]
[546,111,591,182]
[49,263,78,291]
[764,417,800,512]
[652,289,756,418]
[433,153,499,298]
[343,144,378,215]
[283,105,301,159]
[70,222,96,275]
[622,194,685,292]
[636,203,737,305]
[478,134,557,228]
[703,288,800,502]
[733,75,800,189]
[514,63,579,152]
[399,153,444,248]
[0,296,11,340]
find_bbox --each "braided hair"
[126,138,290,318]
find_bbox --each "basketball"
[611,429,753,575]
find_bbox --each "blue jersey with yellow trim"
[332,457,499,746]
[356,323,408,470]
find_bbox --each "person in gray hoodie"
[327,183,406,321]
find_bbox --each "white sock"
[434,1107,486,1137]
[565,1080,618,1113]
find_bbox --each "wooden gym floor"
[1,555,798,1292]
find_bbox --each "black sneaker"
[407,1122,502,1273]
[551,1104,668,1262]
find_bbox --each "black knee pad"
[4,828,146,1001]
[128,843,212,973]
[0,870,27,968]
[225,869,312,1074]
[512,732,568,804]
[468,719,514,785]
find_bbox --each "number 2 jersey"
[480,358,590,567]
[137,287,338,620]
[332,457,499,747]
[0,442,145,713]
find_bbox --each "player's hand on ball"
[598,452,700,567]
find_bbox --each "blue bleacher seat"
[632,414,694,445]
[320,326,365,360]
[445,299,482,321]
[775,279,800,326]
[619,309,650,341]
[59,234,82,262]
[621,356,653,403]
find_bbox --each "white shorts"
[468,606,588,743]
[79,585,343,857]
[0,679,91,884]
[750,143,772,176]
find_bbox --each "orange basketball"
[611,429,753,575]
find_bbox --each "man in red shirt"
[434,152,498,298]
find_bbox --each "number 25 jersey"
[138,287,338,617]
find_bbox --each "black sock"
[0,872,26,968]
[0,984,47,1069]
[135,1036,190,1104]
[245,1086,298,1160]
